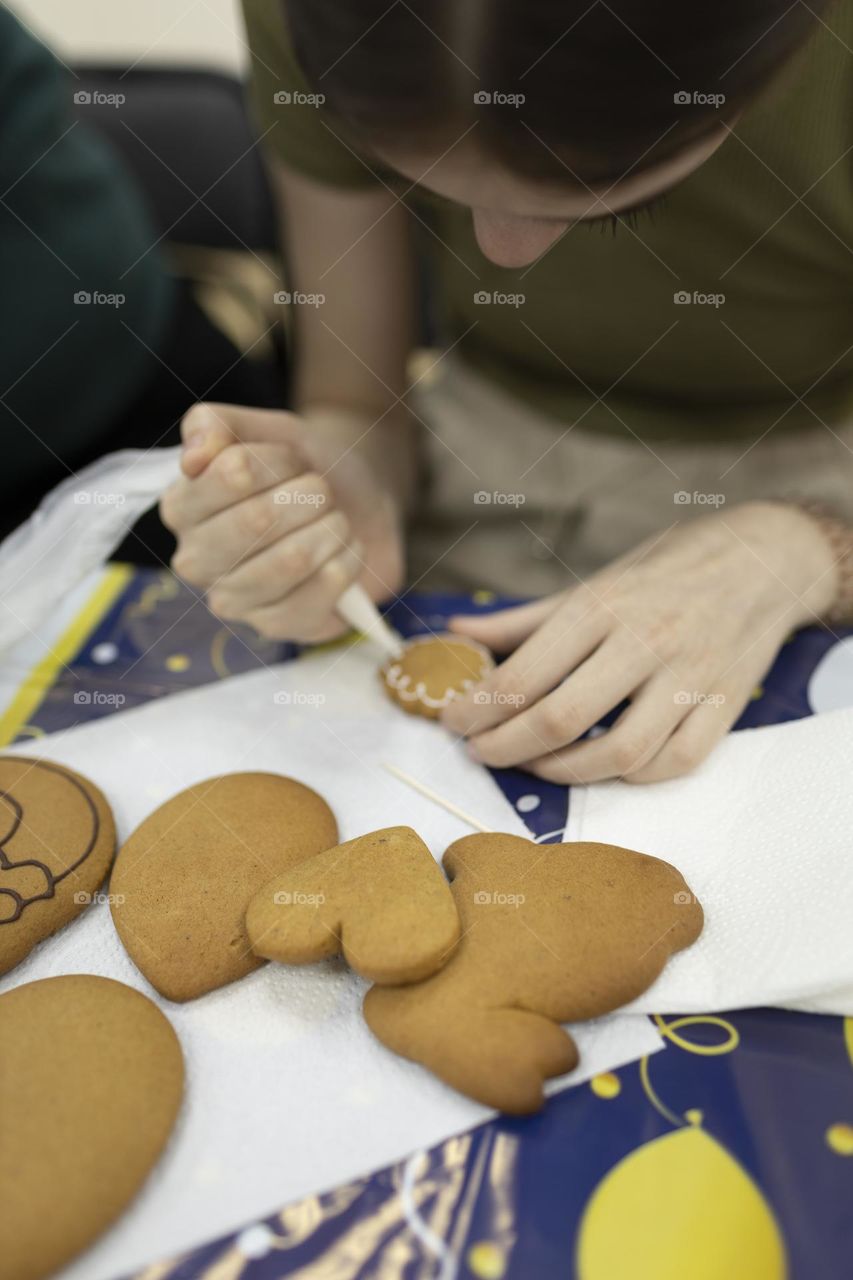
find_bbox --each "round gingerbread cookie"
[0,755,117,977]
[0,974,184,1280]
[110,772,339,1002]
[381,635,494,720]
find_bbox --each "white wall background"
[9,0,247,72]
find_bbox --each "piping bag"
[0,447,403,660]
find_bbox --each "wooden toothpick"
[382,763,493,833]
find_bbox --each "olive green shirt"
[242,0,853,442]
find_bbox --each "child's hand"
[442,502,836,782]
[161,402,405,642]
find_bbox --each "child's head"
[284,0,832,263]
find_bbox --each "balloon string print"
[639,1016,740,1128]
[0,760,101,924]
[653,1014,740,1057]
[638,1057,686,1130]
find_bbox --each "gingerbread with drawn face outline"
[0,755,116,976]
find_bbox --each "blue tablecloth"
[11,568,853,1280]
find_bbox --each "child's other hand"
[442,502,836,782]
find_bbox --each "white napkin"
[1,652,661,1280]
[0,447,180,654]
[567,705,853,1017]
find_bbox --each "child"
[164,0,853,782]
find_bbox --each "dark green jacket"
[0,7,172,509]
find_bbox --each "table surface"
[4,566,853,1280]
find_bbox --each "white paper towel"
[567,705,853,1017]
[0,448,180,654]
[0,647,661,1280]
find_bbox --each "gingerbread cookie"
[0,754,116,977]
[247,826,461,984]
[381,634,494,720]
[0,974,183,1280]
[365,833,703,1114]
[110,772,338,1002]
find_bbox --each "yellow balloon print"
[844,1018,853,1069]
[576,1125,787,1280]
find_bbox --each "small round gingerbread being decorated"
[380,634,494,720]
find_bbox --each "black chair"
[71,66,278,251]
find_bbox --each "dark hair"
[284,0,835,187]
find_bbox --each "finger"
[524,671,690,785]
[626,688,746,784]
[207,512,351,616]
[448,594,562,655]
[467,634,654,769]
[442,591,607,738]
[170,473,333,587]
[179,404,237,478]
[628,635,780,783]
[179,402,309,477]
[246,544,363,643]
[164,442,305,531]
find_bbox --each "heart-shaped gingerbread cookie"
[247,826,461,984]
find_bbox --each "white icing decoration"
[383,635,493,708]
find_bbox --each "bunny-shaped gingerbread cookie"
[364,833,703,1113]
